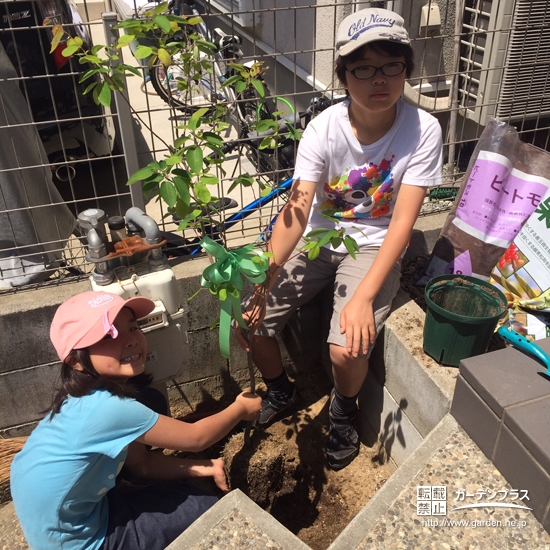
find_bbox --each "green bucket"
[423,275,507,367]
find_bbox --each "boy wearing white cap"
[238,8,443,470]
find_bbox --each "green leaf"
[202,132,224,146]
[82,82,97,95]
[186,146,204,175]
[188,16,203,26]
[62,44,79,57]
[195,38,216,55]
[135,45,153,59]
[173,176,191,205]
[157,48,172,67]
[120,64,142,77]
[305,228,329,238]
[172,168,192,180]
[175,198,190,220]
[165,154,183,166]
[79,69,98,83]
[174,135,191,148]
[251,79,265,98]
[343,236,358,259]
[127,166,155,186]
[234,80,247,93]
[316,229,339,248]
[255,119,276,132]
[153,2,169,14]
[159,180,177,207]
[194,183,211,204]
[153,2,168,14]
[153,15,172,32]
[307,245,320,261]
[80,54,103,64]
[50,26,64,53]
[200,174,219,186]
[117,34,135,46]
[220,74,242,89]
[287,123,302,140]
[97,82,112,107]
[330,237,342,249]
[142,178,159,198]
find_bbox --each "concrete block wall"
[0,257,272,438]
[0,212,448,449]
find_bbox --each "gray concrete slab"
[166,489,310,550]
[352,419,550,550]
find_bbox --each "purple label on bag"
[444,250,472,276]
[455,151,548,244]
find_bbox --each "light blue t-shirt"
[11,390,158,550]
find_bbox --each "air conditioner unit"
[458,0,550,127]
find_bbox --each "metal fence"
[1,0,549,289]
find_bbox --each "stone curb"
[165,488,310,549]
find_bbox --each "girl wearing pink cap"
[11,291,261,550]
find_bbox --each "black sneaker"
[326,390,360,470]
[253,386,298,428]
[326,419,360,470]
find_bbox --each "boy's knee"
[329,344,368,370]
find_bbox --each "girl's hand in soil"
[235,391,262,421]
[339,296,376,357]
[211,458,229,493]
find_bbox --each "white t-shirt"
[293,98,443,251]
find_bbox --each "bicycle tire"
[149,54,228,113]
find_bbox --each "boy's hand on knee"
[340,299,376,357]
[235,391,262,421]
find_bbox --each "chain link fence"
[1,0,549,289]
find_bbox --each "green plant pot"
[423,274,507,367]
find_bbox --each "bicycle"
[115,0,297,184]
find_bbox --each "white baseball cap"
[336,8,410,57]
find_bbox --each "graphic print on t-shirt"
[318,157,395,221]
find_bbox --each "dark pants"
[101,482,218,550]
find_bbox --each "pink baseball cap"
[50,291,155,362]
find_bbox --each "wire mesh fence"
[1,0,549,289]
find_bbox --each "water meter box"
[91,263,181,315]
[141,309,188,383]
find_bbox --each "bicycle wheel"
[149,54,229,113]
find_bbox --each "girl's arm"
[123,443,229,491]
[136,391,261,452]
[340,183,427,356]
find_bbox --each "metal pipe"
[125,207,162,245]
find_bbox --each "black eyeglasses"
[347,62,407,80]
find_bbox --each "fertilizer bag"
[420,119,550,283]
